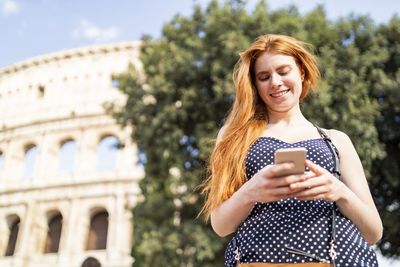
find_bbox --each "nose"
[270,73,283,88]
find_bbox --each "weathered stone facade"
[0,42,142,267]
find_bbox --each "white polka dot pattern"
[224,137,378,266]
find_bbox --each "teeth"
[271,90,289,97]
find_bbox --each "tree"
[367,16,400,257]
[108,0,400,265]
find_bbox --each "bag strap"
[314,125,341,178]
[314,125,338,266]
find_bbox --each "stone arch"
[58,138,77,173]
[86,208,109,250]
[5,214,20,256]
[0,149,3,173]
[96,134,120,171]
[44,210,63,253]
[81,256,101,267]
[23,143,38,179]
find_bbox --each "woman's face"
[253,52,304,114]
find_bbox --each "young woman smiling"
[200,34,382,267]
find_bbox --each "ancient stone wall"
[0,42,142,267]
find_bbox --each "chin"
[267,103,298,113]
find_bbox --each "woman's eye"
[259,76,269,81]
[279,71,289,76]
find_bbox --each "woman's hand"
[288,159,346,202]
[240,162,313,204]
[211,162,312,237]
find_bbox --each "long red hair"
[200,34,320,221]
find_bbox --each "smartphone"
[274,147,307,176]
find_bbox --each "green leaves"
[109,0,400,264]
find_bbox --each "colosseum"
[0,42,143,267]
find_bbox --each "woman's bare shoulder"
[326,129,352,143]
[326,128,354,153]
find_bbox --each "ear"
[301,69,305,82]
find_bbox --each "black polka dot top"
[224,137,378,266]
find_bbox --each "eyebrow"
[255,64,292,76]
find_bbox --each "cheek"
[255,81,268,93]
[255,85,267,100]
[254,81,261,93]
[255,85,269,102]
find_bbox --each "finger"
[305,160,328,175]
[290,175,328,190]
[292,187,328,200]
[295,193,327,201]
[271,185,293,196]
[286,187,310,195]
[305,170,316,177]
[258,162,291,174]
[272,184,309,199]
[262,162,294,177]
[277,172,313,188]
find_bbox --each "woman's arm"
[210,183,256,237]
[331,130,383,244]
[290,130,383,245]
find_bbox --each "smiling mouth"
[270,89,290,97]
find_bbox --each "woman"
[200,34,382,266]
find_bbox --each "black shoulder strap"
[314,125,341,179]
[314,125,339,266]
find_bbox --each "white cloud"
[0,0,20,15]
[72,19,120,43]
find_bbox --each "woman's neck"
[266,104,309,127]
[262,105,320,141]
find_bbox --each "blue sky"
[0,0,400,69]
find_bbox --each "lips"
[270,89,290,97]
